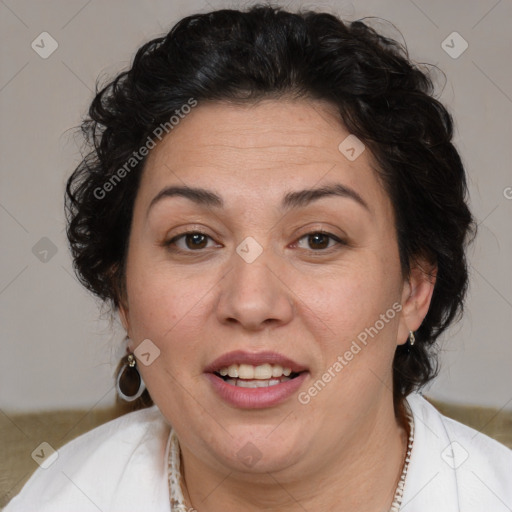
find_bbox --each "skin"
[119,98,435,512]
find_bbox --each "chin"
[212,428,309,475]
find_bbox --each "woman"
[5,5,511,512]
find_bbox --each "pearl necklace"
[167,410,415,512]
[390,406,415,511]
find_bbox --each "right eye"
[165,231,219,252]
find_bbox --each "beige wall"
[1,0,511,411]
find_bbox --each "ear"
[111,265,132,338]
[397,258,437,345]
[118,301,131,338]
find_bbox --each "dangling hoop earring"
[408,331,416,346]
[116,353,146,402]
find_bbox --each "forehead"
[137,99,389,213]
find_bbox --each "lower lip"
[205,372,308,409]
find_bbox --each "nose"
[215,245,294,331]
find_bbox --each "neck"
[178,397,408,512]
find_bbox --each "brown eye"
[184,233,209,249]
[166,231,217,252]
[307,233,330,249]
[295,232,343,251]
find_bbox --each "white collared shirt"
[4,394,511,511]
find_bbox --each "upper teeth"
[218,364,292,379]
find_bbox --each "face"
[119,98,429,478]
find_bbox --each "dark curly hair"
[65,4,476,410]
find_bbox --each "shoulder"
[403,393,512,512]
[409,393,512,471]
[4,406,172,512]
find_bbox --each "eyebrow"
[147,182,369,216]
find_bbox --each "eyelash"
[164,230,346,253]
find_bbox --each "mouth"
[214,363,302,388]
[204,351,308,408]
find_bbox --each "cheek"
[125,268,210,400]
[125,251,213,336]
[298,256,401,337]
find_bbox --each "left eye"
[295,232,342,250]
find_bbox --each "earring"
[408,331,416,346]
[116,353,146,402]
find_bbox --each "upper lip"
[204,350,308,374]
